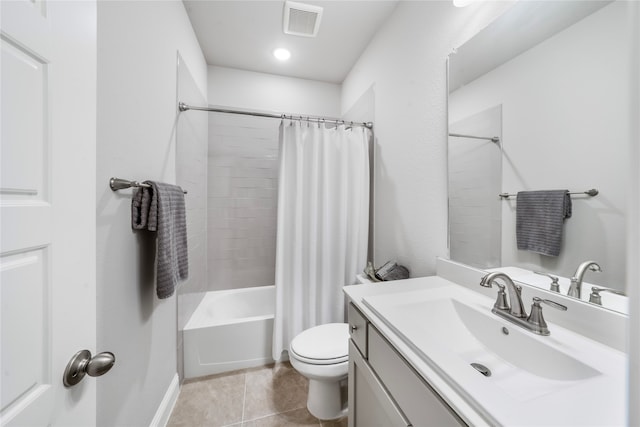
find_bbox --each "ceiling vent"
[283,1,323,37]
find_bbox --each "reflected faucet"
[480,272,526,318]
[568,261,602,299]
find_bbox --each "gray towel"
[516,190,571,257]
[132,181,188,298]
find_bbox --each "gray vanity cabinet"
[348,303,466,427]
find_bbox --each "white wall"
[176,55,208,379]
[449,2,629,289]
[628,1,640,423]
[341,1,513,276]
[96,1,207,425]
[343,86,376,261]
[208,65,341,117]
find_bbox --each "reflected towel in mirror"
[516,190,571,257]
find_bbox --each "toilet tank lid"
[290,323,349,361]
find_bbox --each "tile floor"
[167,362,348,427]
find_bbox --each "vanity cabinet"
[348,303,465,427]
[348,303,368,357]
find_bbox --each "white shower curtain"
[272,120,370,361]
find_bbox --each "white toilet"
[289,323,350,420]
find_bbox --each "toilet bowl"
[289,323,350,420]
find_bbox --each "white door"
[1,1,98,426]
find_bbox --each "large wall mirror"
[447,0,633,314]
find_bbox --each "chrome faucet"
[568,261,601,299]
[480,272,567,335]
[480,272,527,318]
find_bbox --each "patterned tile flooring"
[167,362,347,427]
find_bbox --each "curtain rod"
[178,103,373,129]
[449,132,500,143]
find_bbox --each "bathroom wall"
[96,1,207,425]
[208,65,341,116]
[448,2,630,288]
[206,66,341,291]
[176,55,208,380]
[628,2,640,424]
[341,1,514,276]
[342,86,376,262]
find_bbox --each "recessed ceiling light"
[273,48,291,61]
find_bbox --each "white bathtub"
[183,285,275,379]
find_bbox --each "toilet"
[289,323,350,420]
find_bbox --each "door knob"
[63,349,115,387]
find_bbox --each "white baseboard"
[149,373,180,427]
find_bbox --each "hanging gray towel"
[131,181,188,298]
[516,190,571,257]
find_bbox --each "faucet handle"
[527,297,567,336]
[589,287,626,305]
[534,271,560,292]
[492,283,509,311]
[534,297,568,311]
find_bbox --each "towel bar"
[109,177,187,194]
[499,189,598,199]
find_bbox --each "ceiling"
[183,0,399,84]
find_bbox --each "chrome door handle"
[350,325,358,333]
[63,349,115,387]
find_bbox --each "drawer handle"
[350,325,358,333]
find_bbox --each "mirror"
[447,1,632,313]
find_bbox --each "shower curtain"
[272,120,370,361]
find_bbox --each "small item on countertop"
[364,260,410,282]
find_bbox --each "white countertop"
[344,275,627,426]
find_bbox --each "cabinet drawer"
[368,326,465,427]
[348,303,368,358]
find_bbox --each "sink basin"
[362,286,623,407]
[417,298,598,379]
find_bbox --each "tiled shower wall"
[207,113,280,291]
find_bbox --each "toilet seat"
[290,323,349,365]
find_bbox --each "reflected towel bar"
[499,189,598,199]
[109,177,187,194]
[449,133,500,143]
